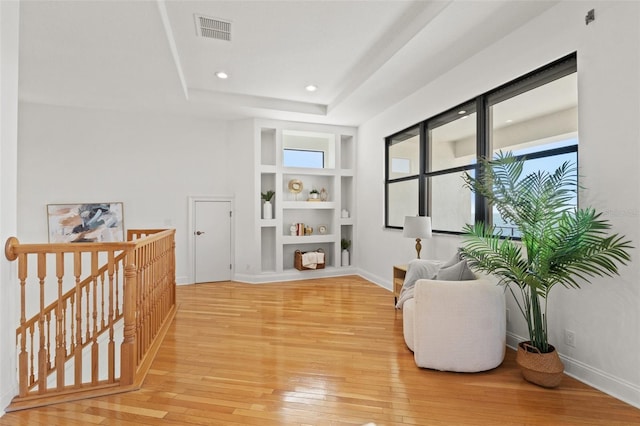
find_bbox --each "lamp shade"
[402,216,432,239]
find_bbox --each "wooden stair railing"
[3,228,176,411]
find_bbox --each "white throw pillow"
[435,260,476,281]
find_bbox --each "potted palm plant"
[460,152,632,388]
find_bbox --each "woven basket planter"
[516,341,564,388]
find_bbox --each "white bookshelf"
[256,120,356,275]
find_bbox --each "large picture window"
[385,53,578,233]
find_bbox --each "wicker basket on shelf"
[294,248,325,270]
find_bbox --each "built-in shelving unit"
[256,120,356,276]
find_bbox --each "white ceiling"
[18,0,560,126]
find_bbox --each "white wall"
[357,1,640,407]
[228,118,261,276]
[0,0,20,414]
[17,103,230,284]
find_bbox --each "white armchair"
[403,277,506,372]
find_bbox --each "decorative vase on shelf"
[341,249,350,266]
[263,201,273,220]
[261,190,275,219]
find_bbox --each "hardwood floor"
[1,276,639,425]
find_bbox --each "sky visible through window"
[491,138,578,237]
[283,149,324,168]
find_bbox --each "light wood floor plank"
[1,276,639,425]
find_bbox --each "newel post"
[5,236,18,261]
[120,258,138,385]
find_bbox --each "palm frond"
[461,152,632,353]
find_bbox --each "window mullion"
[476,95,490,225]
[419,121,428,216]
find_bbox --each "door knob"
[195,231,205,236]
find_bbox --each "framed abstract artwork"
[47,202,125,243]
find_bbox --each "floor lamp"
[403,216,432,259]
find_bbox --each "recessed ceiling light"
[215,71,228,79]
[506,119,513,123]
[458,110,466,115]
[305,85,318,92]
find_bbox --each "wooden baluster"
[157,242,162,334]
[101,271,106,330]
[151,243,155,344]
[107,250,115,383]
[157,241,163,324]
[137,248,143,362]
[63,297,69,353]
[153,242,158,336]
[29,324,35,388]
[150,243,155,345]
[141,246,148,355]
[166,239,172,314]
[155,242,161,326]
[17,253,28,397]
[139,248,144,362]
[85,271,91,343]
[144,246,150,356]
[46,312,52,371]
[166,238,171,313]
[91,250,99,384]
[120,255,137,386]
[74,251,82,387]
[115,259,121,318]
[56,252,65,390]
[37,253,47,394]
[70,294,75,354]
[170,236,176,308]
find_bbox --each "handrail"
[127,229,168,240]
[4,229,176,411]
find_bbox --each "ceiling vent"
[194,14,231,41]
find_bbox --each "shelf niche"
[256,122,355,276]
[261,128,276,166]
[283,242,333,271]
[340,134,354,170]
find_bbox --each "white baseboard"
[506,332,640,409]
[176,275,189,285]
[357,269,391,291]
[233,266,360,284]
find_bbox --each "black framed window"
[385,53,578,233]
[385,125,421,228]
[426,101,477,233]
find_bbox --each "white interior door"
[194,200,231,283]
